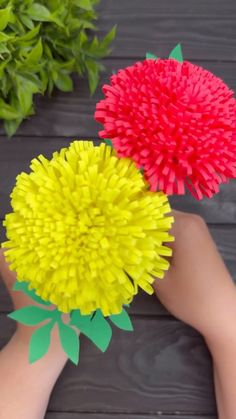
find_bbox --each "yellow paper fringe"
[2,141,174,315]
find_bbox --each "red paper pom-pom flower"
[95,59,236,199]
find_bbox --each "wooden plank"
[97,0,236,61]
[0,224,235,314]
[0,60,235,138]
[0,136,235,223]
[0,315,216,415]
[46,413,214,419]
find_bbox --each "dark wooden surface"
[0,0,236,418]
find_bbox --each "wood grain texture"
[0,60,235,138]
[0,315,216,415]
[96,0,236,61]
[0,136,235,223]
[46,414,215,419]
[0,0,235,416]
[0,224,235,314]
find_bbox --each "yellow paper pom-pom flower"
[2,141,174,315]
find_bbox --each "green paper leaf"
[8,306,53,326]
[146,52,157,60]
[29,321,54,363]
[13,280,51,306]
[109,308,133,331]
[104,139,113,147]
[70,310,112,352]
[58,321,80,365]
[169,43,183,63]
[70,310,92,328]
[85,311,112,352]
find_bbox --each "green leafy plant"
[0,0,116,137]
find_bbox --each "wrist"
[203,313,236,359]
[13,323,69,366]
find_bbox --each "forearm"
[206,333,236,419]
[0,326,68,419]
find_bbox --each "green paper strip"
[29,321,54,363]
[13,280,51,306]
[169,43,183,62]
[109,308,133,331]
[58,320,80,365]
[146,52,158,60]
[8,305,54,326]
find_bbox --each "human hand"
[153,210,236,343]
[0,248,73,346]
[0,251,71,418]
[0,249,33,311]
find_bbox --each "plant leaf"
[4,119,22,137]
[13,280,51,305]
[169,43,183,63]
[73,0,93,10]
[0,0,116,136]
[27,4,51,22]
[99,25,117,52]
[0,6,12,31]
[85,60,99,94]
[8,306,54,326]
[25,38,43,64]
[16,75,40,115]
[58,321,80,364]
[109,308,133,331]
[16,24,41,42]
[0,32,14,43]
[0,99,20,120]
[29,321,54,363]
[19,14,34,30]
[54,72,73,92]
